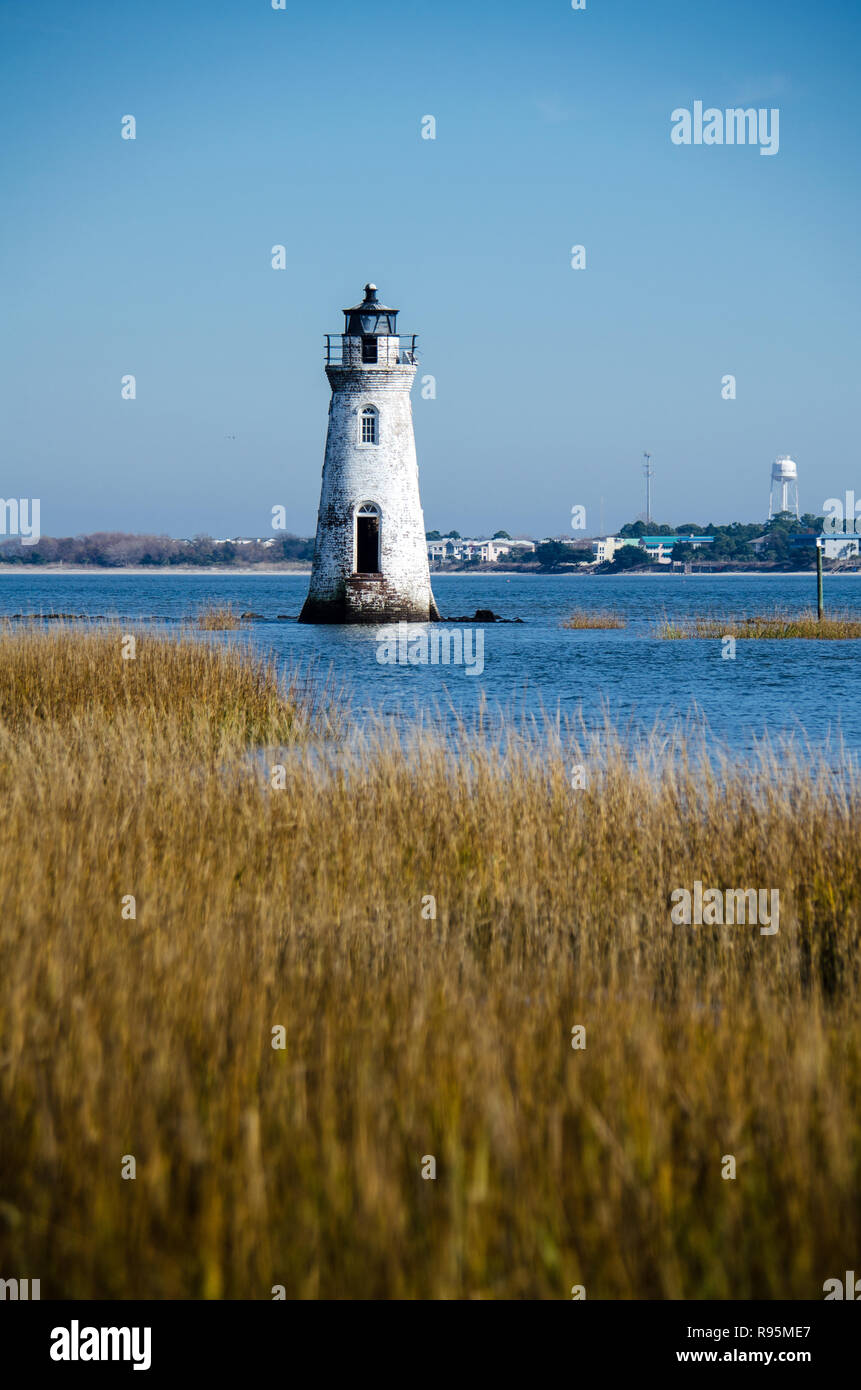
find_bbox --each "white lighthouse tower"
[299,284,439,624]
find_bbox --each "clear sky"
[2,0,860,539]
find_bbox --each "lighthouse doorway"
[355,503,381,573]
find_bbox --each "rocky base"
[299,576,440,625]
[445,609,524,624]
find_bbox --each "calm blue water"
[2,571,859,754]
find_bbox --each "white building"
[300,285,439,623]
[823,536,860,560]
[591,536,639,564]
[428,537,535,563]
[592,534,714,565]
[222,537,279,548]
[639,537,675,564]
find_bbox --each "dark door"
[356,514,380,572]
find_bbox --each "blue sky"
[2,0,860,539]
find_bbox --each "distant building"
[824,536,860,560]
[591,534,714,565]
[427,537,535,563]
[640,534,714,564]
[637,537,675,564]
[666,534,714,549]
[790,534,860,561]
[591,536,639,563]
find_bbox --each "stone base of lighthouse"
[300,576,440,625]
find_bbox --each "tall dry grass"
[0,620,315,750]
[561,608,626,629]
[657,608,861,639]
[196,603,243,631]
[0,627,859,1299]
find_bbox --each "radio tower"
[643,453,653,525]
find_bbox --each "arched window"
[360,406,378,445]
[355,502,381,573]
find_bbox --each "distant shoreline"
[0,566,314,576]
[0,567,855,579]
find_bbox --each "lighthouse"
[299,284,440,624]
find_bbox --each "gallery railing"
[324,335,419,366]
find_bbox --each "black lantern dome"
[343,283,399,337]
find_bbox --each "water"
[2,570,859,754]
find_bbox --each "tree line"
[612,513,825,568]
[0,533,315,567]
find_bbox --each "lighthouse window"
[360,407,378,444]
[362,336,378,364]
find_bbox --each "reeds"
[0,619,312,749]
[657,608,861,639]
[562,608,626,629]
[0,628,859,1299]
[196,603,243,630]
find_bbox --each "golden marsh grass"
[561,609,627,629]
[0,627,859,1299]
[0,620,311,750]
[657,608,861,639]
[196,603,243,631]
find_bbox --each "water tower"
[768,455,799,520]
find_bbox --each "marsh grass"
[562,608,626,629]
[0,619,316,749]
[196,603,243,630]
[657,607,861,639]
[0,629,859,1299]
